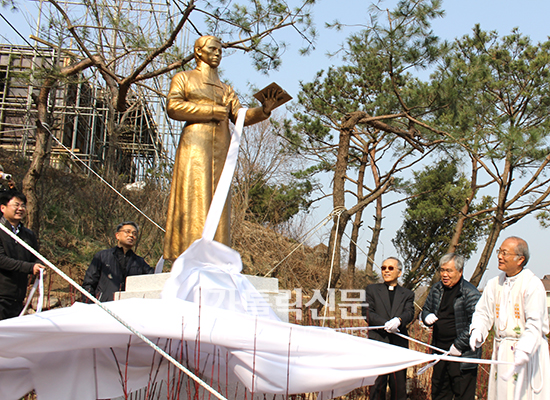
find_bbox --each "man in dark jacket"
[82,221,153,302]
[0,190,45,320]
[421,253,481,400]
[364,257,415,400]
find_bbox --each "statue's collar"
[196,61,222,87]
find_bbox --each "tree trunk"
[449,157,477,253]
[469,219,503,286]
[21,81,53,236]
[346,145,369,286]
[22,59,95,237]
[469,155,511,286]
[324,116,355,291]
[347,211,361,285]
[365,140,383,284]
[365,197,383,284]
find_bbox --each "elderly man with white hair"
[421,253,481,400]
[469,236,550,400]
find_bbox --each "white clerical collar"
[504,270,522,285]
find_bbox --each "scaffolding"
[0,0,189,183]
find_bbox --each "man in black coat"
[0,190,45,320]
[363,257,415,400]
[82,221,154,302]
[421,253,481,400]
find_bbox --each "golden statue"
[163,35,284,261]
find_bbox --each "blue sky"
[2,0,550,286]
[224,0,550,286]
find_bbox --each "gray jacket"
[421,277,481,369]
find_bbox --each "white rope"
[335,327,510,368]
[333,325,444,371]
[393,331,448,354]
[335,325,385,332]
[0,223,227,400]
[42,122,165,233]
[322,207,346,325]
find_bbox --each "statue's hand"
[212,106,229,122]
[261,88,282,115]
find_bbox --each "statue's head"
[194,35,222,68]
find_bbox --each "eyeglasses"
[8,202,26,209]
[495,249,519,257]
[119,229,138,237]
[439,268,456,274]
[381,265,395,271]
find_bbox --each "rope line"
[0,223,226,400]
[263,212,334,277]
[393,331,447,354]
[42,122,165,233]
[335,325,385,332]
[342,230,380,272]
[322,207,346,325]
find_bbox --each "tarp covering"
[0,297,437,400]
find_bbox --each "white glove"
[424,313,438,325]
[384,317,401,333]
[449,344,462,357]
[503,349,529,381]
[469,329,484,352]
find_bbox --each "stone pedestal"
[114,273,289,322]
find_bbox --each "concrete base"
[114,272,289,322]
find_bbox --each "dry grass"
[232,219,330,292]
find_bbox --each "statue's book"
[253,82,292,109]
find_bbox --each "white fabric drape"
[0,298,437,400]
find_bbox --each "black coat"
[0,217,39,303]
[363,283,415,348]
[82,247,154,302]
[421,277,481,369]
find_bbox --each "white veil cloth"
[0,110,438,400]
[0,298,436,400]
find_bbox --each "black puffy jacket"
[421,277,481,369]
[82,247,153,302]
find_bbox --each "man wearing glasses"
[82,221,153,302]
[469,237,550,400]
[363,257,415,400]
[421,253,481,400]
[0,190,45,319]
